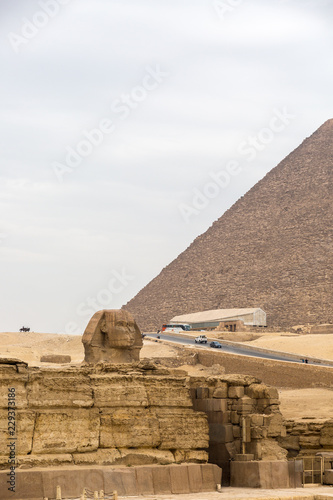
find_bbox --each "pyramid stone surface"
[124,120,333,330]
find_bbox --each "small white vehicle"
[195,335,208,344]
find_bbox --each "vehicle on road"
[162,323,191,333]
[210,341,222,348]
[195,335,208,344]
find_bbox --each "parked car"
[210,341,222,348]
[195,335,208,344]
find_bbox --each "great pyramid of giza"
[124,120,333,330]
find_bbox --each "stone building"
[171,307,266,330]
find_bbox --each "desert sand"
[246,333,333,361]
[1,331,333,422]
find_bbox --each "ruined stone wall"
[0,359,290,488]
[188,374,288,484]
[0,361,209,469]
[280,419,333,459]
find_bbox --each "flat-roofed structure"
[170,308,266,330]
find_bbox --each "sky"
[0,0,332,334]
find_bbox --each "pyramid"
[124,120,333,330]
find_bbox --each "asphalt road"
[146,333,331,366]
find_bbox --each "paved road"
[146,333,332,367]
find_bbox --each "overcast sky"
[0,0,332,334]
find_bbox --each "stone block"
[40,354,71,363]
[212,385,228,399]
[16,453,73,468]
[42,468,104,499]
[135,466,154,494]
[104,468,136,496]
[144,377,193,407]
[0,410,35,455]
[269,461,290,489]
[299,434,321,448]
[256,398,271,409]
[209,423,234,444]
[0,470,43,500]
[73,449,121,465]
[247,440,262,460]
[266,387,279,399]
[0,374,28,409]
[117,448,174,465]
[279,435,300,451]
[251,426,266,439]
[320,422,333,446]
[32,409,100,454]
[245,383,267,399]
[201,464,222,491]
[324,469,333,485]
[100,408,160,448]
[236,396,255,414]
[228,386,244,398]
[157,408,208,449]
[251,414,264,426]
[27,371,93,408]
[198,398,228,412]
[92,375,149,407]
[170,464,190,494]
[288,459,303,488]
[231,411,240,424]
[231,461,260,487]
[234,453,254,461]
[187,463,203,492]
[267,413,285,437]
[151,465,171,494]
[231,460,289,488]
[206,410,230,424]
[196,387,209,399]
[233,425,241,438]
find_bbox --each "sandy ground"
[0,331,180,365]
[1,332,333,421]
[125,488,333,499]
[279,387,333,420]
[246,333,333,361]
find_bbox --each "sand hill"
[123,120,333,331]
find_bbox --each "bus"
[161,323,191,333]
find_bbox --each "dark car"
[210,341,222,348]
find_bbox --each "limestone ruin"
[82,309,143,363]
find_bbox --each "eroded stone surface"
[82,309,142,363]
